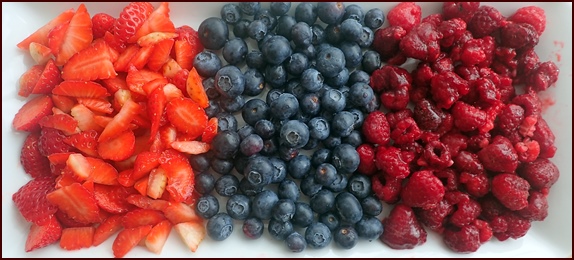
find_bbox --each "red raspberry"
[418,140,454,169]
[438,18,467,48]
[415,198,453,233]
[459,171,490,198]
[454,151,484,175]
[467,132,491,153]
[449,198,481,227]
[435,168,459,191]
[38,127,75,156]
[452,101,487,132]
[527,61,560,92]
[385,109,414,128]
[387,2,422,32]
[380,204,427,249]
[518,158,560,190]
[421,13,444,27]
[497,104,525,138]
[401,170,445,210]
[376,146,411,179]
[113,2,154,44]
[512,92,541,119]
[390,118,422,145]
[370,65,413,111]
[531,118,557,159]
[508,6,546,35]
[499,22,539,50]
[371,173,402,204]
[431,54,455,74]
[20,132,52,179]
[514,139,540,163]
[12,177,58,225]
[474,78,501,107]
[455,65,480,81]
[430,71,469,109]
[473,219,493,243]
[492,47,518,78]
[460,38,488,67]
[515,48,540,82]
[442,2,481,23]
[479,195,507,221]
[413,99,445,132]
[362,110,391,146]
[440,132,468,158]
[494,211,531,241]
[477,135,519,173]
[399,22,442,63]
[92,13,116,39]
[443,224,481,253]
[356,144,377,175]
[372,26,408,64]
[467,5,506,38]
[491,173,530,211]
[516,191,548,221]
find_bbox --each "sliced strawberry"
[201,117,218,144]
[98,130,136,161]
[47,152,72,176]
[46,182,100,224]
[159,124,177,149]
[146,86,167,140]
[132,151,160,181]
[17,8,75,50]
[113,2,154,44]
[59,226,95,250]
[126,66,165,95]
[162,202,201,225]
[166,97,208,140]
[86,157,120,185]
[32,59,62,95]
[64,130,98,157]
[145,220,172,254]
[130,44,156,70]
[99,99,139,142]
[93,214,123,246]
[53,80,110,98]
[114,44,140,72]
[161,58,182,79]
[173,221,205,253]
[25,216,62,252]
[20,132,52,179]
[39,127,76,156]
[92,12,116,39]
[130,2,176,43]
[93,184,135,214]
[66,153,92,181]
[51,94,76,114]
[171,141,210,155]
[159,149,194,203]
[175,25,204,57]
[138,32,178,47]
[70,104,104,132]
[186,67,209,108]
[173,39,194,71]
[117,168,136,187]
[55,4,93,66]
[55,210,92,228]
[163,83,185,101]
[55,168,78,188]
[29,42,54,65]
[147,38,174,71]
[112,225,152,258]
[61,40,117,81]
[77,97,113,114]
[12,177,58,225]
[13,95,54,132]
[47,21,70,56]
[39,114,79,136]
[147,167,168,199]
[122,209,165,228]
[171,68,189,93]
[101,72,128,94]
[112,88,133,110]
[18,65,44,97]
[82,179,95,193]
[126,194,170,211]
[134,177,149,196]
[142,77,169,95]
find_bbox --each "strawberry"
[55,4,94,66]
[126,66,165,95]
[118,169,137,187]
[122,209,166,228]
[53,80,110,98]
[147,86,167,140]
[17,8,75,50]
[101,73,128,94]
[114,44,140,72]
[147,38,174,71]
[142,77,169,95]
[39,114,79,136]
[132,151,161,182]
[94,184,135,214]
[113,2,155,44]
[173,221,205,252]
[93,214,123,246]
[13,95,54,132]
[98,130,136,161]
[134,177,149,196]
[12,177,58,225]
[147,167,168,199]
[161,58,183,79]
[159,149,194,203]
[163,83,185,101]
[186,67,209,108]
[61,40,117,81]
[64,130,98,157]
[130,44,155,70]
[20,132,52,179]
[55,210,92,228]
[32,59,62,95]
[159,124,177,150]
[173,39,194,71]
[76,97,114,114]
[171,68,189,93]
[112,225,152,258]
[51,94,76,114]
[25,216,62,252]
[18,65,44,97]
[171,141,210,155]
[29,42,54,65]
[126,194,170,211]
[201,117,218,144]
[138,32,178,47]
[175,25,204,59]
[130,2,176,43]
[47,152,72,176]
[85,157,120,185]
[92,13,116,39]
[47,21,69,56]
[70,104,104,132]
[166,97,208,140]
[46,182,101,224]
[39,127,75,156]
[65,153,92,181]
[59,226,95,250]
[162,202,201,225]
[145,220,172,254]
[99,99,139,142]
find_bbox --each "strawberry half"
[12,177,58,225]
[113,2,154,44]
[55,4,93,66]
[13,95,54,132]
[159,149,195,203]
[145,220,172,254]
[99,99,139,142]
[93,214,123,246]
[20,132,52,179]
[98,130,136,161]
[53,80,110,99]
[32,59,62,95]
[59,226,95,250]
[25,216,62,252]
[122,209,165,228]
[165,97,208,140]
[39,114,79,136]
[92,13,116,39]
[130,2,176,43]
[94,184,135,214]
[162,202,201,225]
[186,67,209,108]
[29,42,54,65]
[46,182,101,224]
[112,225,153,258]
[18,65,44,97]
[126,194,170,211]
[17,8,75,50]
[173,221,205,253]
[61,40,117,81]
[70,104,104,132]
[147,38,174,72]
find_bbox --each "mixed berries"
[10,1,562,257]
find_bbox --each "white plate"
[2,2,572,258]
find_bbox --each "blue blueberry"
[220,95,245,113]
[242,98,269,126]
[335,192,363,224]
[343,4,364,23]
[251,190,279,220]
[233,19,251,38]
[292,202,314,228]
[203,77,219,99]
[326,173,348,193]
[342,130,363,147]
[321,88,346,113]
[196,194,219,219]
[244,155,274,189]
[349,70,370,85]
[319,212,340,231]
[221,3,242,24]
[270,93,299,120]
[222,37,248,65]
[349,82,375,108]
[189,153,211,173]
[216,112,237,132]
[339,41,362,69]
[361,196,383,217]
[288,154,311,179]
[316,46,346,78]
[284,79,306,99]
[268,218,294,240]
[215,65,245,99]
[310,189,335,214]
[295,44,316,60]
[364,94,380,113]
[325,24,343,44]
[272,199,296,222]
[300,68,324,92]
[307,117,330,140]
[324,67,349,88]
[361,50,381,74]
[311,24,325,45]
[215,174,239,197]
[279,120,310,149]
[302,137,320,150]
[195,172,215,195]
[322,135,341,150]
[286,232,307,253]
[234,154,252,175]
[349,108,364,128]
[243,69,265,96]
[198,17,229,50]
[237,125,256,141]
[305,222,332,249]
[340,19,363,42]
[210,157,234,175]
[347,173,372,199]
[278,179,300,201]
[211,130,240,160]
[364,8,385,30]
[260,35,292,65]
[275,15,297,40]
[285,53,310,76]
[314,163,338,187]
[317,2,345,25]
[254,9,277,31]
[252,119,274,140]
[238,2,261,16]
[278,145,300,162]
[246,50,267,70]
[261,138,278,156]
[300,174,322,197]
[291,22,313,47]
[295,2,317,25]
[265,64,288,89]
[269,156,287,183]
[270,2,291,16]
[355,216,384,241]
[194,51,222,78]
[226,194,251,220]
[240,134,264,156]
[299,93,321,116]
[248,20,268,41]
[243,217,264,239]
[357,26,374,48]
[331,111,355,137]
[206,213,234,241]
[239,176,263,196]
[311,148,331,167]
[331,143,360,174]
[333,225,358,249]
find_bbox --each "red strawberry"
[171,141,210,155]
[147,167,168,199]
[86,157,120,185]
[32,59,62,95]
[94,184,135,214]
[29,42,54,65]
[162,202,201,225]
[53,80,110,98]
[145,220,172,254]
[61,40,117,81]
[101,73,128,94]
[20,132,52,179]
[98,130,136,161]
[93,214,123,246]
[142,77,169,95]
[55,210,92,228]
[175,25,203,60]
[118,169,137,187]
[92,13,116,39]
[76,97,114,114]
[173,39,194,71]
[39,114,79,136]
[147,38,174,71]
[159,124,177,150]
[99,99,139,142]
[112,225,152,258]
[132,151,161,182]
[137,32,178,47]
[51,94,76,114]
[46,182,101,224]
[171,68,189,93]
[134,177,149,196]
[166,97,208,140]
[25,216,62,252]
[17,8,75,50]
[159,149,195,203]
[173,221,205,252]
[186,67,209,108]
[47,21,69,56]
[47,152,72,176]
[70,104,104,132]
[113,2,155,44]
[18,65,44,97]
[55,4,94,66]
[126,66,165,95]
[59,226,95,250]
[161,58,183,79]
[201,117,218,144]
[130,2,176,43]
[147,86,167,140]
[114,44,140,72]
[12,177,58,225]
[122,209,166,228]
[126,194,170,211]
[39,127,75,156]
[129,44,155,70]
[13,95,54,132]
[64,130,98,157]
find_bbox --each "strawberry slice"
[17,8,75,50]
[99,99,139,142]
[166,97,208,140]
[138,32,178,47]
[53,80,110,98]
[130,2,176,43]
[126,66,165,95]
[18,65,44,97]
[61,40,116,81]
[147,167,168,199]
[64,130,98,157]
[163,83,185,101]
[201,117,218,144]
[86,157,120,185]
[142,77,169,95]
[93,214,123,246]
[98,130,136,161]
[29,42,54,65]
[112,225,152,258]
[114,44,140,72]
[25,216,62,252]
[55,210,92,228]
[132,151,161,182]
[92,12,116,39]
[161,58,183,79]
[145,220,172,254]
[159,149,194,203]
[59,226,95,250]
[13,177,58,225]
[134,177,149,196]
[186,67,209,108]
[32,59,62,95]
[66,153,92,181]
[94,184,135,214]
[118,169,137,187]
[170,141,210,155]
[147,38,174,71]
[13,95,54,132]
[55,4,93,66]
[39,114,79,136]
[46,182,101,224]
[130,44,156,70]
[47,21,69,56]
[122,209,166,228]
[101,73,128,94]
[51,94,76,114]
[76,97,113,114]
[20,132,52,179]
[126,194,170,211]
[70,104,104,132]
[162,202,201,225]
[147,85,167,140]
[170,68,189,93]
[173,221,205,253]
[173,39,194,71]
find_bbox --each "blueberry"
[275,15,297,40]
[311,24,325,45]
[215,174,239,197]
[349,108,364,127]
[244,155,274,189]
[319,212,340,231]
[210,157,234,175]
[246,50,267,70]
[349,82,375,108]
[288,154,311,179]
[305,222,332,249]
[217,112,238,132]
[189,153,211,173]
[240,134,264,157]
[300,174,322,197]
[311,148,331,167]
[314,163,337,187]
[340,19,363,42]
[195,172,215,195]
[251,190,279,220]
[243,69,265,97]
[279,120,310,149]
[206,213,234,241]
[254,9,277,31]
[335,192,363,224]
[331,143,360,174]
[324,67,349,88]
[221,3,242,24]
[234,154,252,174]
[316,47,346,78]
[238,2,261,16]
[261,35,292,65]
[264,64,288,89]
[317,2,345,25]
[243,217,264,239]
[220,95,245,113]
[269,156,287,183]
[286,232,307,253]
[203,77,220,99]
[291,22,313,47]
[361,50,381,74]
[343,4,364,23]
[285,53,310,76]
[194,51,222,78]
[278,179,300,201]
[355,216,384,241]
[347,173,372,199]
[342,130,363,147]
[307,117,330,140]
[198,17,229,50]
[270,2,291,16]
[357,26,374,48]
[364,8,385,30]
[222,37,248,65]
[284,79,306,99]
[215,65,245,99]
[261,138,279,156]
[196,194,219,219]
[302,137,319,150]
[248,20,268,41]
[361,196,383,217]
[268,218,294,241]
[270,93,299,120]
[310,189,335,214]
[333,225,358,249]
[295,2,317,25]
[299,93,321,116]
[321,88,346,113]
[349,70,370,85]
[331,111,355,137]
[272,199,296,222]
[300,68,324,93]
[226,194,251,220]
[295,44,316,60]
[211,130,240,160]
[325,173,348,193]
[364,94,380,113]
[292,202,314,228]
[254,119,275,140]
[239,176,263,196]
[233,19,251,38]
[238,125,256,141]
[325,24,343,44]
[242,98,269,126]
[277,145,300,162]
[339,41,362,69]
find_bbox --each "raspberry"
[435,168,459,191]
[467,5,506,38]
[443,225,481,253]
[20,132,52,179]
[430,71,469,109]
[496,104,525,138]
[376,146,411,179]
[474,78,500,107]
[380,204,427,249]
[387,2,422,32]
[431,54,455,74]
[527,61,560,92]
[410,63,434,102]
[518,158,560,190]
[442,2,481,23]
[454,151,484,175]
[399,22,442,62]
[371,174,402,204]
[418,140,453,169]
[372,26,408,64]
[492,47,518,78]
[401,170,445,210]
[449,198,481,227]
[479,195,507,221]
[12,177,58,225]
[415,199,454,233]
[413,99,446,132]
[514,139,540,163]
[385,109,414,129]
[459,171,489,198]
[477,135,519,173]
[438,18,467,48]
[500,22,539,50]
[370,65,413,111]
[454,65,480,81]
[473,219,493,243]
[494,211,531,241]
[421,13,444,27]
[361,111,391,146]
[531,118,557,159]
[515,48,540,82]
[512,92,542,119]
[113,2,154,44]
[508,6,546,35]
[467,132,491,153]
[452,101,487,132]
[390,118,422,145]
[38,127,75,156]
[516,191,548,221]
[460,38,488,67]
[440,132,468,158]
[491,173,530,211]
[356,144,377,176]
[92,13,116,39]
